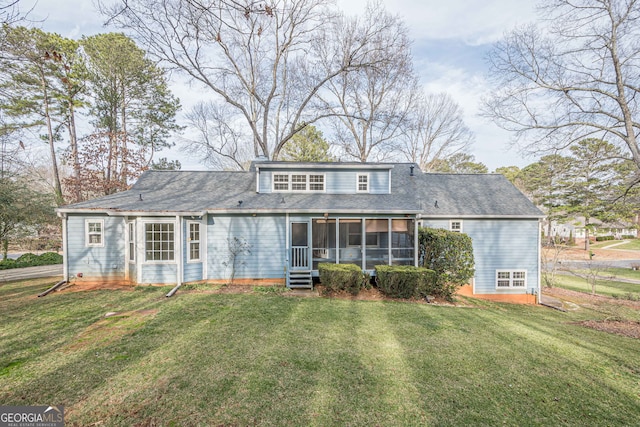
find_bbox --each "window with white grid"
[496,270,527,289]
[291,174,307,191]
[145,223,175,262]
[450,220,463,233]
[357,174,369,193]
[188,222,201,262]
[85,219,104,247]
[309,174,324,191]
[273,174,289,191]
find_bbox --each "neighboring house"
[548,218,638,241]
[57,161,544,303]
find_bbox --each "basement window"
[496,270,527,289]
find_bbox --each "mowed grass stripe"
[1,279,639,426]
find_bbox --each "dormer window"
[357,173,369,193]
[272,173,325,192]
[273,174,289,191]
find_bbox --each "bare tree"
[316,1,416,162]
[0,0,32,25]
[183,101,253,171]
[483,0,640,178]
[99,0,389,163]
[401,92,474,171]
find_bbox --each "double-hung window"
[128,222,135,261]
[357,174,369,193]
[145,223,175,262]
[273,174,289,191]
[188,222,201,262]
[496,270,527,289]
[450,220,463,233]
[85,219,104,247]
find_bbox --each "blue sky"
[27,0,539,171]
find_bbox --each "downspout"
[166,216,183,297]
[61,213,69,283]
[414,215,419,267]
[537,219,542,304]
[285,213,289,288]
[41,213,68,297]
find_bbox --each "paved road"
[0,265,63,282]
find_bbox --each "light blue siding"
[258,169,389,194]
[128,261,136,283]
[207,214,287,281]
[66,215,126,281]
[141,263,178,284]
[183,219,204,283]
[422,219,539,294]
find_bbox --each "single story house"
[57,161,544,303]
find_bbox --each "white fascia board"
[56,208,207,217]
[205,209,421,215]
[260,163,394,170]
[420,214,545,220]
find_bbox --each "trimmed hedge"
[418,227,475,301]
[595,235,615,242]
[0,252,63,270]
[375,265,436,299]
[318,263,368,295]
[621,235,637,240]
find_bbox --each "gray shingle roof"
[59,163,543,218]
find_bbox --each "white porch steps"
[288,269,313,289]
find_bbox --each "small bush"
[16,253,41,264]
[375,265,436,299]
[0,259,17,270]
[38,252,63,264]
[595,235,615,242]
[621,235,637,240]
[318,263,366,295]
[0,252,63,270]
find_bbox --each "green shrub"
[318,263,366,295]
[418,227,475,301]
[16,253,40,264]
[621,235,636,240]
[375,265,436,299]
[38,252,63,264]
[0,252,62,270]
[0,259,17,270]
[595,235,615,241]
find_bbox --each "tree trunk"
[2,238,8,261]
[67,99,81,202]
[41,72,64,206]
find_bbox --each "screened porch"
[310,218,416,271]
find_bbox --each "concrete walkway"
[539,293,567,311]
[600,240,633,250]
[0,265,63,282]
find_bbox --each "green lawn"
[554,273,640,298]
[1,279,639,426]
[589,239,640,250]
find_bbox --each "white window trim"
[272,172,326,193]
[356,173,369,193]
[449,220,463,233]
[187,220,201,263]
[128,221,135,263]
[273,173,290,191]
[142,219,177,264]
[495,269,527,289]
[85,219,104,247]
